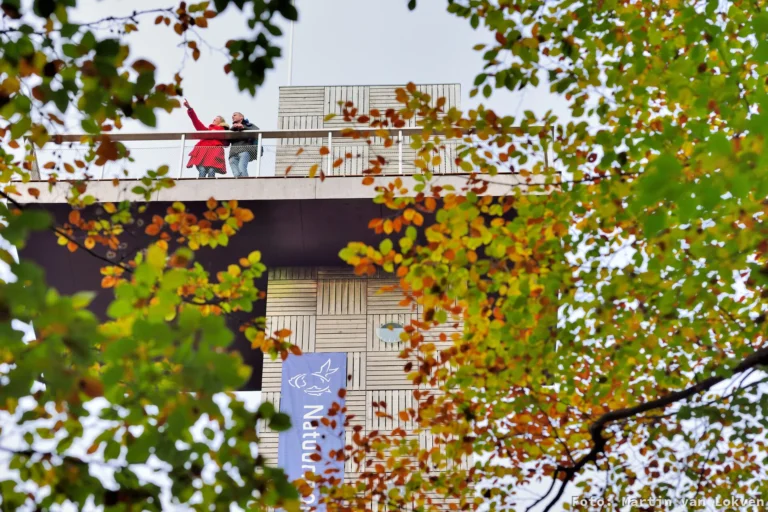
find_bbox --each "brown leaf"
[28,188,40,198]
[132,59,157,73]
[79,376,104,398]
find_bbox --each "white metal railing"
[28,127,551,181]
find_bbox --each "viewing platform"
[16,126,554,203]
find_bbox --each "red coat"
[186,108,228,173]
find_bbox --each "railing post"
[328,131,332,176]
[398,130,403,175]
[178,134,186,179]
[256,133,262,178]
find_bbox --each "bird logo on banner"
[288,359,339,396]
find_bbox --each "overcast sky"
[74,0,569,133]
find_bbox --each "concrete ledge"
[12,174,542,204]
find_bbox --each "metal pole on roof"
[287,0,295,86]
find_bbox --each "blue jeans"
[229,152,250,177]
[197,166,216,178]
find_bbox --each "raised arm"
[186,108,207,131]
[183,99,207,131]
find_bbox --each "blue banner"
[278,353,347,510]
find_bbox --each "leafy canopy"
[0,0,301,510]
[3,0,768,510]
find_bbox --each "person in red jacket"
[183,99,229,178]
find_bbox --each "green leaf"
[268,413,291,432]
[257,401,276,420]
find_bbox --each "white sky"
[75,0,570,133]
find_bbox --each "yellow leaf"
[103,202,116,214]
[147,244,166,269]
[309,164,319,178]
[227,264,241,277]
[84,237,95,250]
[247,251,261,265]
[206,197,217,210]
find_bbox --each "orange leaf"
[68,210,81,224]
[362,176,374,186]
[289,345,303,356]
[79,377,104,398]
[319,146,330,156]
[398,411,410,422]
[43,161,56,169]
[295,148,304,156]
[28,188,40,198]
[276,329,292,338]
[206,197,217,210]
[333,158,343,168]
[84,237,95,250]
[145,224,161,236]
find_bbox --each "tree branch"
[537,344,768,512]
[0,190,229,308]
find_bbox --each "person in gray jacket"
[229,111,259,177]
